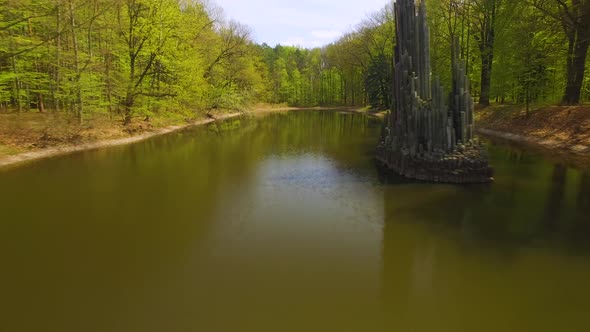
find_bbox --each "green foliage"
[257,2,396,108]
[0,0,587,117]
[365,54,392,109]
[0,0,272,117]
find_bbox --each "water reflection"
[380,138,590,332]
[543,164,567,231]
[1,111,590,332]
[379,144,590,253]
[572,172,590,246]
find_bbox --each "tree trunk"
[124,90,134,125]
[54,2,62,112]
[12,56,22,112]
[562,32,589,105]
[479,51,493,106]
[105,51,114,119]
[38,93,45,113]
[69,0,82,122]
[476,0,496,106]
[525,85,530,118]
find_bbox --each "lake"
[1,110,589,332]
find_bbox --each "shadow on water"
[2,110,590,332]
[378,137,590,257]
[380,139,590,332]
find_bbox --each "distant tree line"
[1,0,588,123]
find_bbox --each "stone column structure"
[377,0,492,183]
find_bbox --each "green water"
[1,111,589,332]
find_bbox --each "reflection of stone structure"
[377,0,492,183]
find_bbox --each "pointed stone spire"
[377,0,492,183]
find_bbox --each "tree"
[365,54,392,109]
[116,0,179,124]
[529,0,589,105]
[472,0,499,106]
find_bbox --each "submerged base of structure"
[376,142,493,184]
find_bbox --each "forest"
[2,2,590,330]
[0,0,588,123]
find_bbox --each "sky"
[212,0,391,48]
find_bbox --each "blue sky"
[213,0,391,48]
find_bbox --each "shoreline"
[475,105,590,162]
[477,128,590,157]
[477,128,590,169]
[0,113,243,170]
[6,106,586,171]
[0,106,376,170]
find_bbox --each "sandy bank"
[0,113,243,169]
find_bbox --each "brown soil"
[476,104,590,155]
[0,112,195,154]
[0,110,230,168]
[0,106,376,169]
